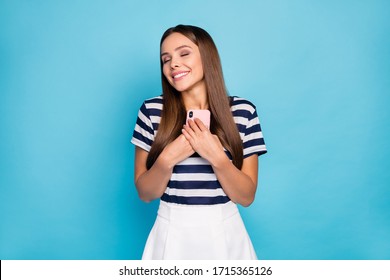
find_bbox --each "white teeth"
[173,72,188,79]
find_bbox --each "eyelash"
[162,52,190,64]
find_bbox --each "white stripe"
[171,173,217,181]
[177,157,211,165]
[231,103,255,114]
[246,117,260,129]
[138,110,155,140]
[244,131,264,142]
[131,138,151,152]
[244,145,266,155]
[165,187,226,197]
[146,96,163,101]
[233,116,247,126]
[134,124,154,141]
[138,110,152,126]
[146,103,163,110]
[150,115,161,124]
[231,97,245,103]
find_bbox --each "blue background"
[1,0,389,260]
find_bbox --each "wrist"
[157,151,176,170]
[209,150,230,169]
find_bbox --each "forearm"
[135,155,173,202]
[211,155,257,207]
[134,135,195,202]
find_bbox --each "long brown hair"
[146,24,243,170]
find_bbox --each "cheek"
[194,58,204,77]
[199,65,204,78]
[162,67,171,80]
[163,68,176,87]
[195,65,204,79]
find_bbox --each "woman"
[131,24,267,259]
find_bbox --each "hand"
[160,134,195,167]
[182,118,226,165]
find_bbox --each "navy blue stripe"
[225,151,232,160]
[173,164,214,174]
[148,108,162,117]
[138,103,156,135]
[151,122,159,131]
[244,150,267,158]
[139,103,150,117]
[167,180,221,189]
[136,117,154,135]
[230,97,255,108]
[248,110,258,121]
[244,138,265,148]
[145,97,163,105]
[232,109,252,118]
[161,194,230,205]
[132,130,153,146]
[236,123,246,134]
[189,152,201,158]
[245,123,261,135]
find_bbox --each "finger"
[194,118,208,131]
[188,118,202,133]
[181,128,193,141]
[183,124,196,137]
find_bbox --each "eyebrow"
[160,45,192,57]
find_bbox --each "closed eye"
[162,57,171,64]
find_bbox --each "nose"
[169,56,180,69]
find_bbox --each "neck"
[181,82,208,110]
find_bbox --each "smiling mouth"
[172,72,189,80]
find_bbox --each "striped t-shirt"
[131,95,267,205]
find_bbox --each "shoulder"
[138,95,163,117]
[230,96,257,116]
[143,95,163,108]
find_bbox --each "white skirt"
[142,200,257,260]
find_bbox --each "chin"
[171,84,189,93]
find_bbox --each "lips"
[172,71,189,80]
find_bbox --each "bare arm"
[134,135,194,202]
[210,152,258,207]
[182,118,259,206]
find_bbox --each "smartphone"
[186,109,211,129]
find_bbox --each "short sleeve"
[131,102,155,152]
[231,97,267,158]
[243,107,267,158]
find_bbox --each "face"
[160,32,205,94]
